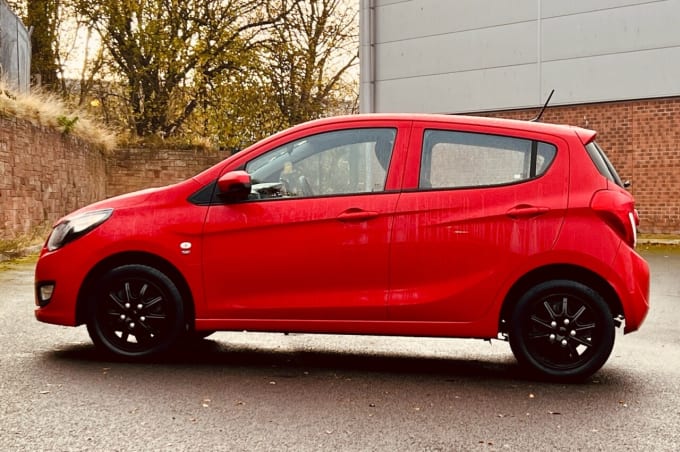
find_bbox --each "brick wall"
[105,148,228,197]
[2,97,680,238]
[0,117,107,239]
[0,117,227,241]
[475,97,680,234]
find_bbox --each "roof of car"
[334,113,586,130]
[239,113,597,157]
[291,113,596,142]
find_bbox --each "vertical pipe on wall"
[537,0,543,105]
[359,0,375,113]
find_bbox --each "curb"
[638,238,680,246]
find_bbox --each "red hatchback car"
[35,114,649,381]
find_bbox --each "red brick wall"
[2,98,680,238]
[0,117,107,239]
[105,148,228,197]
[0,118,227,240]
[474,97,680,234]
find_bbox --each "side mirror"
[217,170,251,202]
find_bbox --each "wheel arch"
[76,251,196,327]
[498,264,623,334]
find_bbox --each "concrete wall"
[361,0,680,113]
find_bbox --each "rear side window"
[585,142,625,188]
[420,130,557,189]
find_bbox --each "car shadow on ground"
[43,335,628,387]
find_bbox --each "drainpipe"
[537,0,543,106]
[359,0,376,113]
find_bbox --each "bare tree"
[73,0,297,137]
[263,0,359,127]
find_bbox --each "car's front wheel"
[86,265,185,358]
[509,280,615,382]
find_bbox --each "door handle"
[506,205,550,219]
[337,209,380,222]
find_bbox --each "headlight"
[46,208,114,251]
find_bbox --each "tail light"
[590,189,638,248]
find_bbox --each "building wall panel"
[376,21,537,81]
[374,0,535,44]
[364,0,680,112]
[375,64,539,113]
[542,1,680,62]
[542,47,680,104]
[541,0,666,18]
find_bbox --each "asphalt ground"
[1,246,678,451]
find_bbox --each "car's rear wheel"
[86,265,185,358]
[509,280,615,382]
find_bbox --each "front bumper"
[34,244,91,326]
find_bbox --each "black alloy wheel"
[509,280,615,382]
[86,265,185,358]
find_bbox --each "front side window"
[420,130,557,189]
[245,128,396,199]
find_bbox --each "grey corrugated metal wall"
[360,0,680,113]
[0,0,30,93]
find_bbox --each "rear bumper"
[616,245,650,334]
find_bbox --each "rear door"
[389,121,568,323]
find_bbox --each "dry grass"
[0,224,48,259]
[0,236,42,263]
[0,82,117,153]
[0,253,38,270]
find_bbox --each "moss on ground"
[0,253,38,271]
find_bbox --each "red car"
[35,114,649,381]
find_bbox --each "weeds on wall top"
[0,82,116,153]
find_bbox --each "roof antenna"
[530,89,554,122]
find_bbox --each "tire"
[509,280,615,382]
[86,264,185,358]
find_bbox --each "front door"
[202,125,407,321]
